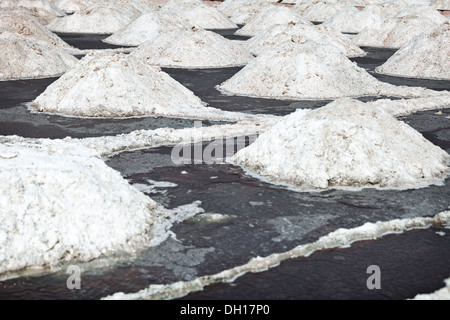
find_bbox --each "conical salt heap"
[47,4,140,34]
[0,0,65,24]
[300,2,355,22]
[231,98,450,190]
[51,0,107,14]
[246,22,365,57]
[322,6,386,33]
[0,139,165,274]
[217,40,441,100]
[104,10,191,47]
[376,23,450,80]
[160,0,237,30]
[0,10,72,50]
[395,4,448,23]
[0,37,77,81]
[235,6,312,37]
[132,27,254,68]
[216,0,272,25]
[353,15,444,48]
[30,51,214,118]
[363,2,407,18]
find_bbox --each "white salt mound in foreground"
[104,11,191,46]
[231,98,450,190]
[30,51,211,118]
[0,10,71,49]
[161,0,237,29]
[353,16,442,48]
[246,22,365,57]
[376,23,450,80]
[217,40,440,100]
[47,5,140,34]
[322,7,386,33]
[0,140,163,274]
[132,28,254,68]
[0,38,77,80]
[235,6,312,37]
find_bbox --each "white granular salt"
[47,4,140,34]
[50,0,106,14]
[363,2,407,18]
[104,10,191,46]
[230,98,450,190]
[0,37,78,80]
[0,139,165,274]
[394,4,448,24]
[246,22,365,57]
[0,0,65,24]
[131,27,254,68]
[30,51,230,118]
[235,6,312,37]
[375,23,450,80]
[300,1,355,22]
[160,0,237,30]
[0,10,71,49]
[322,6,386,33]
[432,0,450,10]
[217,0,272,17]
[216,40,442,100]
[353,16,443,48]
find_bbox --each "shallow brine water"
[0,33,449,300]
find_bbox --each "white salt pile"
[50,0,104,14]
[0,10,72,50]
[235,6,312,37]
[376,23,450,80]
[216,0,272,25]
[0,0,65,25]
[132,27,254,68]
[104,11,191,46]
[395,4,448,23]
[217,40,441,100]
[230,98,450,190]
[322,6,386,33]
[47,4,140,34]
[0,139,169,274]
[161,0,237,30]
[363,2,406,18]
[300,2,354,22]
[432,0,450,10]
[0,38,78,80]
[30,51,232,118]
[246,22,365,57]
[353,16,442,48]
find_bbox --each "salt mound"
[0,10,71,50]
[395,4,448,24]
[322,6,386,33]
[132,27,254,68]
[216,0,271,25]
[161,0,237,30]
[231,98,450,190]
[51,0,105,14]
[432,0,450,10]
[30,51,213,118]
[353,16,441,48]
[364,2,406,18]
[47,5,140,34]
[217,40,439,100]
[301,2,354,22]
[0,140,165,274]
[104,11,191,46]
[246,22,365,57]
[0,38,77,81]
[0,0,65,25]
[376,23,450,80]
[235,6,312,37]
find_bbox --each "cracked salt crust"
[235,6,312,37]
[217,40,443,100]
[230,98,450,190]
[375,23,450,80]
[131,27,254,68]
[245,22,365,57]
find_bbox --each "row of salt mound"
[216,0,272,25]
[246,22,365,57]
[0,139,165,274]
[0,0,64,24]
[131,27,254,68]
[376,22,450,80]
[104,10,191,46]
[231,98,450,190]
[47,3,141,34]
[30,51,219,118]
[216,40,443,100]
[235,6,312,37]
[354,6,448,48]
[160,0,237,30]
